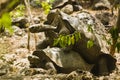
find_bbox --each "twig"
[24,0,37,52]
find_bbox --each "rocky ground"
[0,24,120,80]
[0,6,120,80]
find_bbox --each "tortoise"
[29,10,116,76]
[29,10,109,63]
[28,47,93,74]
[28,47,116,76]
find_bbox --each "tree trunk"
[116,8,120,33]
[110,7,120,55]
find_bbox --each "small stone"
[61,4,73,14]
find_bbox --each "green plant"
[0,0,24,34]
[10,4,25,18]
[53,24,95,48]
[34,0,41,5]
[87,24,94,48]
[109,4,120,55]
[0,13,13,34]
[109,27,120,55]
[87,39,94,48]
[53,31,81,48]
[41,0,54,14]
